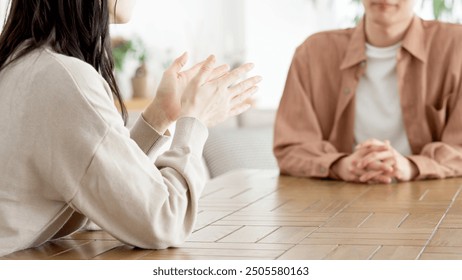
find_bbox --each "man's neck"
[365,16,414,47]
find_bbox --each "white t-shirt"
[354,42,412,156]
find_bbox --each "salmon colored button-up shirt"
[273,16,462,180]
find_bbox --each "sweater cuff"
[130,115,170,154]
[171,117,209,156]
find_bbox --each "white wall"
[112,0,330,105]
[243,0,316,108]
[2,0,461,107]
[112,0,366,108]
[111,0,248,99]
[243,0,362,109]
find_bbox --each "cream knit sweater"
[0,47,208,256]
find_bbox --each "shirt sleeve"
[408,86,462,180]
[273,46,346,178]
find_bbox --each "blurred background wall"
[1,0,461,108]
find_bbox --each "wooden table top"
[3,169,462,260]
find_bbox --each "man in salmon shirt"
[273,0,462,184]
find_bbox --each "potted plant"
[430,0,455,20]
[112,37,149,99]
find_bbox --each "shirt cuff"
[171,117,209,156]
[407,155,441,180]
[327,154,349,180]
[130,115,170,155]
[317,153,347,178]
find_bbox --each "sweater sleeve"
[43,51,209,249]
[273,46,346,178]
[129,115,170,155]
[71,117,208,249]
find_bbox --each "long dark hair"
[0,0,127,123]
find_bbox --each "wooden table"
[4,169,462,260]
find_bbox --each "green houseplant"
[112,38,147,73]
[112,38,149,99]
[430,0,455,20]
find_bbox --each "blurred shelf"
[123,98,152,112]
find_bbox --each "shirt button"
[343,88,351,95]
[319,166,327,175]
[360,61,366,68]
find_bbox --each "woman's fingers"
[194,55,216,85]
[209,64,230,81]
[181,61,204,79]
[230,86,259,107]
[168,52,189,73]
[229,76,263,97]
[217,63,255,86]
[182,63,229,85]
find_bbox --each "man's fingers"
[368,175,394,184]
[357,150,395,169]
[229,103,252,118]
[359,170,385,183]
[364,159,395,173]
[349,163,367,177]
[355,144,389,158]
[355,138,387,150]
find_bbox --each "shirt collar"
[401,16,427,63]
[340,18,368,70]
[340,16,427,70]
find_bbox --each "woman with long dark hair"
[0,0,261,256]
